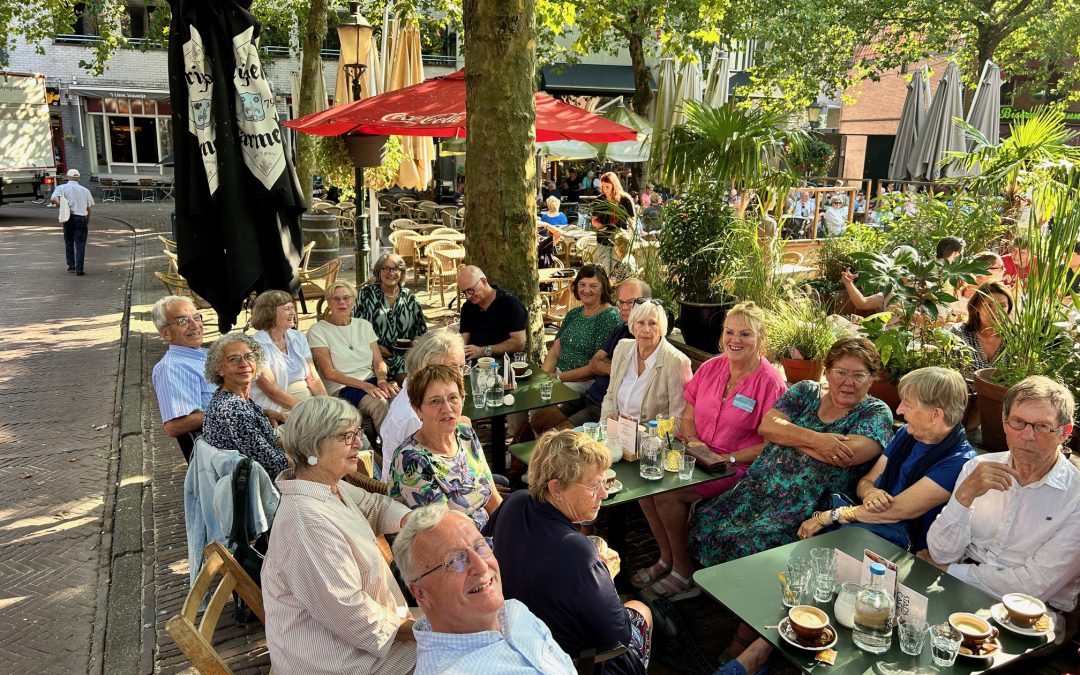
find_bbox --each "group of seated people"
[155,258,1080,674]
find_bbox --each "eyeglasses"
[616,297,644,308]
[575,480,607,496]
[829,368,872,384]
[381,266,402,274]
[167,314,204,327]
[330,295,355,303]
[460,279,484,298]
[424,394,463,408]
[225,352,258,365]
[1005,417,1063,436]
[332,428,362,445]
[411,537,494,582]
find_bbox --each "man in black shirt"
[456,265,528,359]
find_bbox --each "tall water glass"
[783,557,813,607]
[930,623,962,666]
[897,617,930,656]
[468,365,487,409]
[810,547,837,602]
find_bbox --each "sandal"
[631,559,670,589]
[650,570,701,601]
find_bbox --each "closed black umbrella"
[167,0,304,332]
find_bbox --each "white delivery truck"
[0,72,56,206]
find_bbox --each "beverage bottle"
[638,420,664,480]
[852,562,894,653]
[486,362,504,407]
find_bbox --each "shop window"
[92,116,108,166]
[108,117,134,163]
[133,117,159,164]
[158,118,173,159]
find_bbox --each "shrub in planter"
[766,296,844,384]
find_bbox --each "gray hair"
[619,277,652,299]
[897,367,968,428]
[1004,376,1076,429]
[372,252,407,289]
[151,295,192,330]
[627,299,668,337]
[392,503,475,581]
[405,329,465,377]
[204,332,264,386]
[280,396,360,466]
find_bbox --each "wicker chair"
[426,240,464,306]
[297,258,341,316]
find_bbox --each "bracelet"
[840,505,859,523]
[815,511,830,527]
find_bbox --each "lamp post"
[337,4,374,286]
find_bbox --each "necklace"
[332,319,355,350]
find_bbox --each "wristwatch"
[830,509,840,524]
[484,346,492,357]
[728,454,737,464]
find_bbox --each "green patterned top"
[555,305,622,371]
[353,284,427,376]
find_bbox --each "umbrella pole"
[354,165,370,286]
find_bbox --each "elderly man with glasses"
[921,376,1080,618]
[150,295,217,461]
[455,266,527,360]
[393,504,576,674]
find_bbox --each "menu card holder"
[684,444,725,471]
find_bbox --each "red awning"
[284,70,638,143]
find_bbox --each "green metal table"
[693,527,1062,674]
[510,439,734,564]
[463,364,580,475]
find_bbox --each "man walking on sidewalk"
[50,169,95,276]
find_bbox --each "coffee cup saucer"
[957,634,1001,659]
[515,369,532,379]
[777,617,837,652]
[990,603,1052,637]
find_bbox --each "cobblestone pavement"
[0,202,135,674]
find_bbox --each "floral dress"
[202,390,288,478]
[687,380,894,566]
[388,424,495,530]
[353,284,427,377]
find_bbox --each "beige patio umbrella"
[702,48,730,107]
[386,21,434,190]
[292,52,328,116]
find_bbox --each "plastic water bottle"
[638,420,664,480]
[486,362,504,408]
[853,562,894,653]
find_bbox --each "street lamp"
[337,3,374,285]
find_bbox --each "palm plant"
[653,101,809,219]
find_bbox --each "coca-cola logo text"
[380,111,464,125]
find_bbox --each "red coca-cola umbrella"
[283,69,638,143]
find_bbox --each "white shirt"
[927,451,1080,611]
[51,181,95,216]
[380,382,420,480]
[615,345,658,421]
[306,318,378,395]
[822,205,848,235]
[251,328,315,412]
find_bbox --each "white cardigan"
[600,338,692,427]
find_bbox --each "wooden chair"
[164,248,180,274]
[337,212,356,244]
[155,270,213,310]
[389,218,422,232]
[298,258,341,316]
[390,230,424,274]
[437,206,460,229]
[139,177,157,202]
[428,227,460,237]
[99,178,121,202]
[310,200,332,213]
[416,201,440,224]
[164,541,267,675]
[541,278,580,329]
[299,240,316,273]
[575,644,628,675]
[158,235,177,252]
[426,241,464,306]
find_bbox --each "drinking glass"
[930,623,962,666]
[810,547,837,602]
[898,617,930,656]
[514,352,527,364]
[783,557,813,607]
[467,366,487,409]
[678,456,696,480]
[539,381,554,401]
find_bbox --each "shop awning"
[540,63,656,95]
[68,85,171,100]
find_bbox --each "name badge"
[732,394,756,413]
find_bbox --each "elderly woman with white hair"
[600,299,692,426]
[798,366,976,550]
[380,329,467,479]
[249,289,326,413]
[201,332,288,477]
[262,396,416,675]
[354,252,428,383]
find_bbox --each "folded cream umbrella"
[389,22,434,190]
[907,61,966,181]
[888,65,929,181]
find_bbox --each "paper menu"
[616,414,638,458]
[835,550,862,584]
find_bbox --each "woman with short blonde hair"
[489,429,653,674]
[249,289,326,412]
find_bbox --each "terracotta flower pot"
[973,368,1008,452]
[781,358,824,385]
[869,379,901,415]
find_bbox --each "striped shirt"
[413,599,576,674]
[263,475,416,675]
[151,345,215,423]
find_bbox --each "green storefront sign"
[1000,106,1080,124]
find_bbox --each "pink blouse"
[683,355,787,455]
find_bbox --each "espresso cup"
[788,605,829,644]
[395,338,412,350]
[1002,593,1046,628]
[477,357,495,368]
[948,612,994,649]
[511,361,528,377]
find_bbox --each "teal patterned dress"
[353,284,427,377]
[388,424,495,530]
[555,305,622,371]
[688,380,894,566]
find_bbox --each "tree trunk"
[296,0,329,209]
[463,0,544,362]
[628,32,652,192]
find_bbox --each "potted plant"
[766,295,845,384]
[973,174,1080,451]
[849,248,980,412]
[806,223,885,315]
